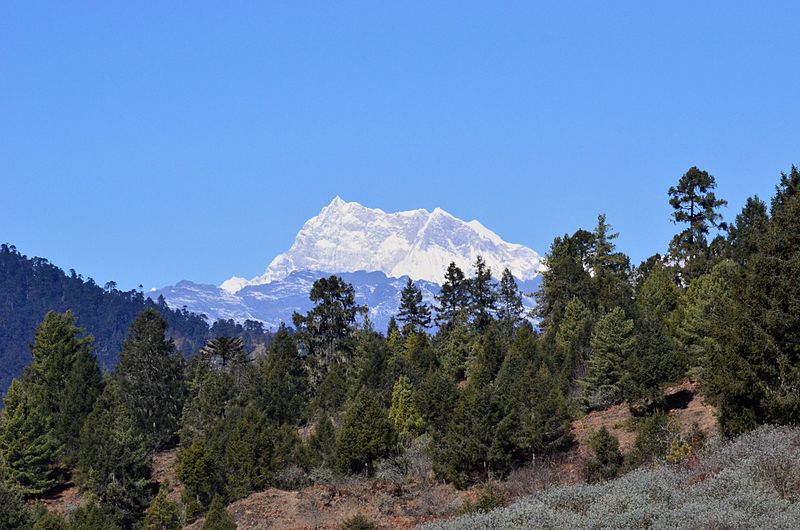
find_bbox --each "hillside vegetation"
[0,164,798,529]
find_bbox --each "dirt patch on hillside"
[571,381,718,461]
[184,481,465,530]
[154,448,183,503]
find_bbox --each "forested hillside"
[0,164,798,530]
[0,246,272,393]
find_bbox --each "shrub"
[462,480,507,514]
[341,513,377,530]
[584,427,623,482]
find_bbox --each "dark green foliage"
[435,262,470,330]
[78,382,154,529]
[199,336,248,371]
[396,278,432,333]
[307,415,336,467]
[201,496,236,530]
[496,268,524,329]
[32,512,68,530]
[68,504,119,530]
[176,440,221,516]
[143,487,181,530]
[0,477,30,530]
[415,370,458,437]
[667,167,728,282]
[629,413,676,466]
[25,311,103,462]
[584,427,622,483]
[462,480,507,514]
[627,264,683,404]
[255,325,307,424]
[581,308,634,408]
[335,390,396,475]
[341,513,377,530]
[588,214,632,313]
[116,309,184,450]
[0,244,208,393]
[292,276,366,386]
[469,256,498,332]
[0,380,62,496]
[726,196,769,266]
[553,298,592,385]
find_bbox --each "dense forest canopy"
[0,164,799,529]
[0,245,273,393]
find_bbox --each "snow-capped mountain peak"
[220,197,543,293]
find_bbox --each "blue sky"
[2,2,798,290]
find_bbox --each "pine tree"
[0,380,62,496]
[668,167,728,282]
[334,390,396,475]
[199,336,248,371]
[292,276,366,386]
[116,308,184,450]
[307,415,336,467]
[202,496,236,530]
[581,308,634,407]
[0,472,30,529]
[588,214,632,312]
[726,196,769,266]
[68,503,120,530]
[143,487,181,530]
[553,298,593,384]
[434,262,470,330]
[584,427,623,482]
[535,233,594,343]
[469,256,497,332]
[25,310,103,461]
[32,511,69,530]
[78,382,154,529]
[255,325,307,424]
[627,263,683,404]
[176,439,221,515]
[496,268,524,328]
[396,278,432,334]
[387,375,424,439]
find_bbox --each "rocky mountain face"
[151,198,544,331]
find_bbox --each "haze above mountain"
[220,197,544,293]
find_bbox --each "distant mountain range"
[150,198,544,331]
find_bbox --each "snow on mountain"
[149,270,539,333]
[221,197,543,293]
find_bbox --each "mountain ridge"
[220,197,543,293]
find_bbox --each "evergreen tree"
[396,278,432,334]
[726,196,769,266]
[24,311,103,461]
[588,214,632,312]
[667,166,728,282]
[68,503,120,530]
[116,308,184,450]
[142,487,181,530]
[386,316,399,338]
[78,382,154,529]
[581,308,634,407]
[469,256,497,332]
[627,263,683,404]
[202,496,236,530]
[496,268,524,328]
[553,298,593,385]
[334,390,396,475]
[0,471,30,529]
[434,262,470,330]
[535,233,594,343]
[32,511,68,530]
[584,427,623,482]
[415,370,458,438]
[387,375,424,439]
[255,325,307,424]
[307,415,336,467]
[199,336,248,371]
[292,276,366,386]
[0,379,62,496]
[176,439,221,516]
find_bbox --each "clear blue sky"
[2,2,798,290]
